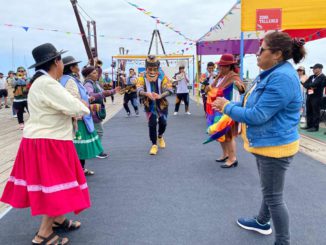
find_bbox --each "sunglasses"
[257,46,272,56]
[18,70,25,72]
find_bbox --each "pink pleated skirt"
[0,138,91,217]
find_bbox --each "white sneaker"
[185,111,191,115]
[173,112,178,116]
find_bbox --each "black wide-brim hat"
[62,56,82,67]
[28,43,67,69]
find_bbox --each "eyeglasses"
[18,70,25,72]
[257,46,272,56]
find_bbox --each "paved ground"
[1,97,326,244]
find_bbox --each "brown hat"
[81,66,96,77]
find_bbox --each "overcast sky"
[1,0,326,78]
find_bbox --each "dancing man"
[137,55,173,155]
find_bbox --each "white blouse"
[23,75,89,140]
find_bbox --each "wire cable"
[77,3,94,21]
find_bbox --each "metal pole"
[156,30,169,66]
[148,30,155,54]
[70,0,93,65]
[117,59,120,87]
[111,56,114,86]
[195,43,201,99]
[192,55,195,96]
[92,20,98,58]
[155,30,159,55]
[240,32,244,80]
[87,21,91,48]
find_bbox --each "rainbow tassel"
[203,114,234,144]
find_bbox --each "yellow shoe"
[149,145,158,155]
[157,137,166,148]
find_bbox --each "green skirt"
[73,120,103,160]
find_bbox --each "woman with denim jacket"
[213,31,306,245]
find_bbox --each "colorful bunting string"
[1,23,190,46]
[125,1,195,43]
[198,2,240,42]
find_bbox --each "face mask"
[146,67,159,82]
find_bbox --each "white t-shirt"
[208,75,215,85]
[0,78,6,90]
[175,73,189,94]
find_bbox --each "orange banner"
[241,0,326,31]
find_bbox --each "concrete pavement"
[0,96,325,244]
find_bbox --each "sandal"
[32,232,69,245]
[84,168,95,176]
[53,218,81,232]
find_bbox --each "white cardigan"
[24,75,89,140]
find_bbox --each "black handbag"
[96,105,106,120]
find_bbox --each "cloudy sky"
[1,0,326,78]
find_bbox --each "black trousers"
[174,93,189,112]
[13,101,28,124]
[202,94,207,114]
[306,96,321,129]
[123,93,138,113]
[148,114,167,145]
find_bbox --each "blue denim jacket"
[224,61,302,147]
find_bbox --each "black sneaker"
[5,105,10,108]
[96,152,109,159]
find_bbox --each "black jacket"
[303,73,326,98]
